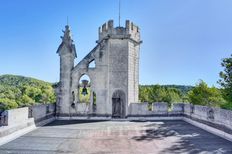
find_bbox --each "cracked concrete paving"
[0,120,231,154]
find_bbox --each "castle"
[56,20,142,118]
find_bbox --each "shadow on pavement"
[44,120,109,126]
[131,121,232,153]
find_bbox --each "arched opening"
[112,90,126,118]
[92,91,96,113]
[78,74,91,104]
[88,59,96,68]
[71,91,75,108]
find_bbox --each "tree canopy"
[188,80,226,107]
[139,85,191,107]
[0,75,56,110]
[218,54,232,110]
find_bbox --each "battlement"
[98,20,140,43]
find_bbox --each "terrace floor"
[0,120,231,154]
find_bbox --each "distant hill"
[0,74,194,110]
[0,74,56,110]
[139,84,194,104]
[140,84,194,96]
[0,74,53,88]
[161,85,194,95]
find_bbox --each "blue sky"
[0,0,231,86]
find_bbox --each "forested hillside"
[0,74,231,111]
[0,75,56,110]
[161,85,194,95]
[139,85,193,107]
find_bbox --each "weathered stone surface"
[183,103,194,116]
[128,102,149,115]
[183,104,232,135]
[30,104,55,123]
[153,102,168,115]
[128,102,184,116]
[0,104,56,139]
[5,107,29,126]
[169,103,184,115]
[0,120,231,154]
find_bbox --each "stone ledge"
[57,113,112,118]
[127,113,184,117]
[57,116,111,120]
[183,117,232,142]
[0,118,34,138]
[184,115,232,135]
[34,113,55,124]
[0,118,36,146]
[127,116,183,121]
[0,123,36,146]
[0,117,55,146]
[127,115,232,142]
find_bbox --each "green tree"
[0,75,56,109]
[41,85,56,103]
[139,85,183,108]
[188,80,226,107]
[218,55,232,109]
[0,98,18,110]
[149,85,167,102]
[24,86,42,102]
[20,95,35,106]
[164,88,182,106]
[139,86,150,102]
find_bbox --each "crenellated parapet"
[98,20,141,44]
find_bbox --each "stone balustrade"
[128,102,232,135]
[128,102,185,116]
[29,104,56,123]
[0,102,231,140]
[0,104,56,127]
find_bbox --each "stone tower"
[57,20,141,118]
[56,25,77,116]
[98,20,141,117]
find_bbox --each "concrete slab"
[0,120,231,154]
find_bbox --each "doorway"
[112,90,126,118]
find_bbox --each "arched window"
[88,59,96,68]
[92,91,96,112]
[112,90,126,118]
[78,74,91,103]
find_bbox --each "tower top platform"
[98,20,141,44]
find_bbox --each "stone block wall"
[61,103,90,116]
[0,103,102,124]
[128,102,185,116]
[30,104,56,123]
[128,102,232,134]
[0,104,56,139]
[191,105,210,121]
[183,103,194,115]
[153,102,168,115]
[3,107,29,126]
[170,103,184,115]
[128,102,152,116]
[0,104,56,126]
[76,103,89,114]
[183,104,232,134]
[214,108,232,129]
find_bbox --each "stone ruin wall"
[128,102,232,135]
[0,102,231,140]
